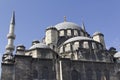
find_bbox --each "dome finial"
[64,16,67,22]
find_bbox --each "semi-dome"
[114,52,120,58]
[29,43,50,50]
[63,36,93,44]
[55,22,81,30]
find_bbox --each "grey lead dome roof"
[55,22,81,30]
[29,43,50,50]
[63,36,94,44]
[93,32,103,36]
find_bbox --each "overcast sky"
[0,0,120,56]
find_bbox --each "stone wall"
[32,58,56,80]
[61,59,116,80]
[1,63,14,80]
[14,55,32,80]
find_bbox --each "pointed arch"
[42,67,49,79]
[116,71,120,80]
[33,69,38,79]
[96,69,102,80]
[104,69,110,80]
[86,69,93,80]
[71,69,79,80]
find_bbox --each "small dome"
[29,43,50,50]
[114,52,120,58]
[32,40,40,45]
[55,22,81,30]
[17,44,25,51]
[46,26,57,30]
[93,32,104,36]
[63,36,93,44]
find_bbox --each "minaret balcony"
[7,33,16,39]
[6,45,15,50]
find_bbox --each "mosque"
[1,12,120,80]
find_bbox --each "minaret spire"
[2,11,16,63]
[10,11,15,25]
[81,21,86,31]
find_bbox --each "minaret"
[2,11,16,63]
[6,11,15,53]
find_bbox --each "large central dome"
[55,22,81,30]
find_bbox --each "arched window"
[92,42,97,49]
[73,42,79,50]
[59,30,64,36]
[42,67,49,79]
[78,50,83,59]
[60,46,63,53]
[83,41,89,49]
[74,30,78,36]
[65,44,71,51]
[33,70,38,79]
[71,69,79,80]
[67,29,72,36]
